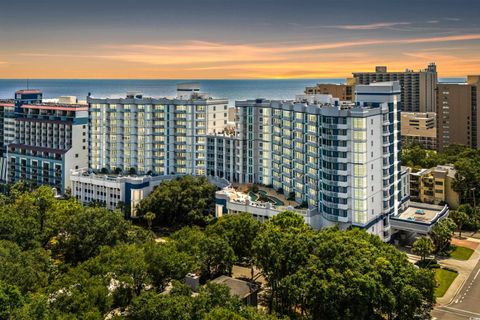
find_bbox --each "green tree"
[136,176,217,227]
[0,281,24,319]
[81,244,150,302]
[144,211,156,229]
[277,229,435,320]
[144,243,195,291]
[0,206,41,250]
[170,226,207,263]
[451,204,479,232]
[0,241,52,294]
[453,158,480,204]
[47,268,112,318]
[430,218,456,254]
[127,292,193,320]
[199,234,235,281]
[207,213,261,264]
[253,211,313,313]
[127,283,242,320]
[9,293,56,320]
[450,210,469,238]
[203,308,246,320]
[56,207,135,264]
[402,146,428,167]
[412,237,435,262]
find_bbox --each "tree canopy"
[402,144,480,208]
[136,176,217,227]
[253,212,436,320]
[0,182,437,319]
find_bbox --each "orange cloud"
[330,22,411,30]
[2,33,480,79]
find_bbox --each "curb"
[443,273,468,306]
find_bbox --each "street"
[433,258,480,320]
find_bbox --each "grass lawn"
[435,268,458,298]
[450,246,474,260]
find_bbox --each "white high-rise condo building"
[87,83,229,175]
[80,81,448,241]
[215,82,402,241]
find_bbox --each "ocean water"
[0,78,466,105]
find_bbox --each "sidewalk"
[403,236,480,306]
[436,236,480,305]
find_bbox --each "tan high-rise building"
[401,112,437,149]
[305,78,356,101]
[436,76,480,151]
[353,64,437,112]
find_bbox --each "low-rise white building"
[215,187,321,228]
[70,170,230,216]
[70,170,175,216]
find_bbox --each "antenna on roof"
[26,79,29,90]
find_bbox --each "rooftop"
[396,202,447,224]
[15,89,42,94]
[212,276,258,299]
[21,103,88,111]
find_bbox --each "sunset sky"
[1,0,479,79]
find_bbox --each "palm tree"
[144,211,156,229]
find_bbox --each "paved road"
[433,258,480,320]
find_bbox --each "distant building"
[0,100,15,181]
[87,83,229,176]
[408,165,460,209]
[14,89,42,106]
[58,96,78,104]
[304,78,356,101]
[6,93,88,192]
[353,64,437,112]
[401,112,437,149]
[436,76,480,151]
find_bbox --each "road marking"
[444,306,480,317]
[437,307,475,318]
[474,268,480,281]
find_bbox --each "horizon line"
[0,76,469,81]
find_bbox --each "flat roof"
[396,203,444,223]
[15,89,42,94]
[22,104,88,111]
